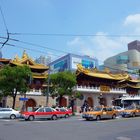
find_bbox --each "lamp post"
[98,93,103,105]
[46,69,50,106]
[46,66,52,106]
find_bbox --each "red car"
[55,108,72,118]
[21,107,63,121]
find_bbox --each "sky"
[1,0,140,64]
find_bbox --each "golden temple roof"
[76,64,140,83]
[32,72,48,79]
[10,51,49,70]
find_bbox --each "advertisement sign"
[19,97,28,101]
[54,59,68,72]
[71,57,81,69]
[71,57,95,69]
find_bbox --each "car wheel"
[28,115,34,121]
[112,114,116,119]
[96,115,101,121]
[51,115,57,120]
[10,114,16,119]
[65,114,69,118]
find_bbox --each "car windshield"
[125,106,135,110]
[114,106,122,110]
[94,107,102,111]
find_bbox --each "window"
[45,108,52,112]
[103,108,107,111]
[37,108,44,112]
[106,108,113,111]
[60,108,66,112]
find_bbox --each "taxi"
[121,106,140,117]
[21,107,62,121]
[82,106,117,121]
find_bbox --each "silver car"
[0,108,21,119]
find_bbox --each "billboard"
[53,59,68,72]
[71,57,95,69]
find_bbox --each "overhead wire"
[9,32,140,37]
[0,36,69,54]
[0,42,63,59]
[0,4,9,49]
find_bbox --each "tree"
[0,65,32,109]
[48,71,77,107]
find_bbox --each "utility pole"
[46,67,51,106]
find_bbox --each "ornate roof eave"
[20,58,35,65]
[29,65,49,70]
[0,58,11,64]
[128,79,140,83]
[32,72,48,79]
[126,84,140,89]
[118,83,140,89]
[32,75,48,79]
[76,64,130,81]
[10,61,49,70]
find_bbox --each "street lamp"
[46,69,50,106]
[98,93,103,105]
[46,66,52,106]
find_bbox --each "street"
[0,116,140,140]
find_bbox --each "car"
[55,107,72,118]
[0,108,21,119]
[121,106,140,117]
[21,107,63,121]
[113,106,124,115]
[82,106,117,121]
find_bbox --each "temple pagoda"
[74,64,140,111]
[0,51,50,109]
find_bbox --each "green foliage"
[47,71,77,106]
[0,65,32,108]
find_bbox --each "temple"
[74,64,140,111]
[0,51,49,109]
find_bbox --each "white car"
[0,108,21,119]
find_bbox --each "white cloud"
[67,14,140,64]
[67,33,129,63]
[124,14,140,26]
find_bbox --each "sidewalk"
[74,112,82,116]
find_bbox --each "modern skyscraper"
[35,56,51,66]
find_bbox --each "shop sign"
[100,85,110,92]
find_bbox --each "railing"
[24,89,43,96]
[74,85,126,94]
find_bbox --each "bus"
[114,95,140,108]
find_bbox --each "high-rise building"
[128,40,140,52]
[104,40,140,78]
[49,53,99,73]
[35,56,51,66]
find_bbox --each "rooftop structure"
[0,51,49,89]
[128,40,140,52]
[50,53,98,73]
[74,64,140,109]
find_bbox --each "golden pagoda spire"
[13,54,20,62]
[22,50,28,59]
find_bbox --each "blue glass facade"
[116,55,129,64]
[50,53,99,73]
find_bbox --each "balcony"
[73,85,126,94]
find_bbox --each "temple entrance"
[25,98,36,111]
[61,97,67,107]
[87,97,93,107]
[100,97,107,106]
[56,97,67,107]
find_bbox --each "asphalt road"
[0,116,140,140]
